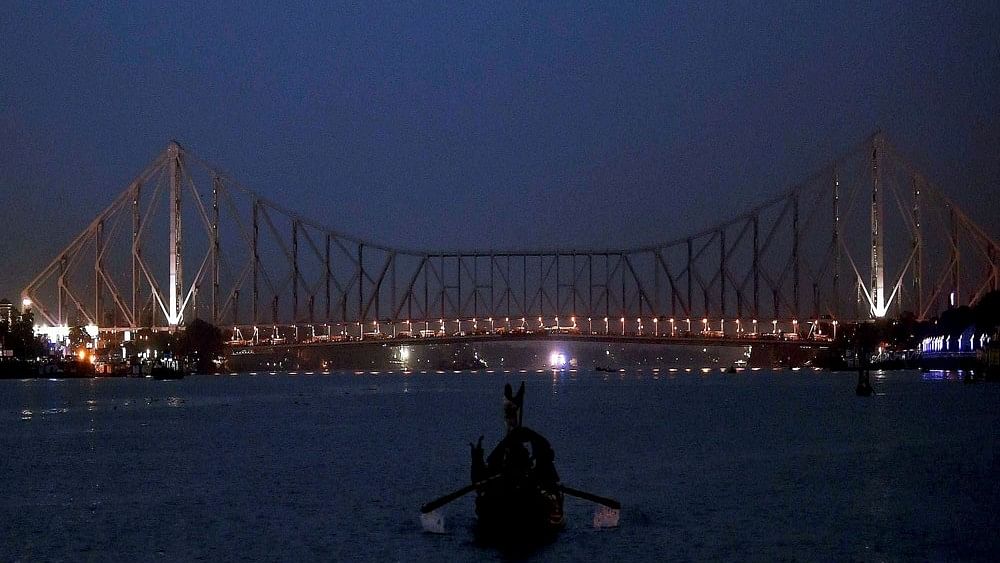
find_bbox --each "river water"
[1,369,997,561]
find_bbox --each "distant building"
[0,298,14,323]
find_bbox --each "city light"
[548,351,567,368]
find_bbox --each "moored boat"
[151,358,185,380]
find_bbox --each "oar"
[560,485,620,509]
[421,479,482,514]
[420,483,479,514]
[420,475,499,534]
[560,485,621,528]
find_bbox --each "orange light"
[77,350,86,361]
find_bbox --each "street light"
[669,318,675,336]
[620,316,626,335]
[701,318,708,334]
[653,317,659,336]
[604,317,609,334]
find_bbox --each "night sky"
[2,2,998,303]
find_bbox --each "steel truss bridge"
[23,132,999,344]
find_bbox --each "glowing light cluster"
[548,351,567,368]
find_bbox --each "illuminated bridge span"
[23,132,999,343]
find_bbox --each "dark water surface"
[2,370,998,561]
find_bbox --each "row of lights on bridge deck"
[226,316,836,341]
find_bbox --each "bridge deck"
[229,332,832,352]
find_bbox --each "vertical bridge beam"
[832,171,840,319]
[870,136,886,317]
[132,181,141,328]
[252,199,259,325]
[792,193,800,319]
[168,141,184,327]
[212,176,221,325]
[911,175,922,318]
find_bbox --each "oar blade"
[420,509,447,534]
[593,504,620,528]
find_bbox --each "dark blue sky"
[2,1,998,301]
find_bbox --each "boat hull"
[474,481,564,545]
[151,367,184,380]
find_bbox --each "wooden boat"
[420,382,619,545]
[473,433,564,541]
[470,384,564,545]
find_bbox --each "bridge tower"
[870,134,886,318]
[168,141,184,328]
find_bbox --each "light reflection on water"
[1,368,996,561]
[920,369,972,381]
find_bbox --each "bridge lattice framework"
[23,132,1000,336]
